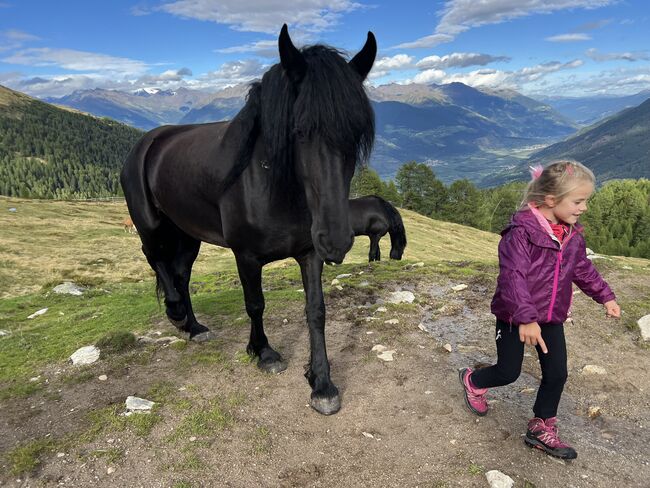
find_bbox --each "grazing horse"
[123,217,137,234]
[120,25,376,415]
[349,196,406,261]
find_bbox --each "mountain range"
[3,82,649,192]
[45,81,580,183]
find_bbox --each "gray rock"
[335,273,352,279]
[69,345,100,365]
[125,396,155,412]
[0,329,11,337]
[485,470,514,488]
[451,284,468,291]
[582,364,607,375]
[27,308,48,319]
[387,291,415,304]
[53,282,84,296]
[638,314,650,342]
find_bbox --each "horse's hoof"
[169,316,188,330]
[310,395,341,415]
[190,331,216,342]
[257,359,287,374]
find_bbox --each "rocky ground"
[1,262,649,488]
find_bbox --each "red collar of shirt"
[548,220,570,243]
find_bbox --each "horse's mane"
[221,44,375,198]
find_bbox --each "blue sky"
[1,0,649,98]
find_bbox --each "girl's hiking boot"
[459,367,488,416]
[525,417,577,459]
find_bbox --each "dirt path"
[1,266,649,487]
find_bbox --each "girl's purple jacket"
[491,208,616,326]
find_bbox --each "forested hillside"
[0,85,142,199]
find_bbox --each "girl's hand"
[519,322,548,354]
[604,300,621,318]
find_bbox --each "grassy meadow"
[0,196,502,399]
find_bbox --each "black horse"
[349,196,406,261]
[120,25,376,415]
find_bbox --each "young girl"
[459,160,621,460]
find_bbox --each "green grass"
[5,438,58,475]
[167,398,234,442]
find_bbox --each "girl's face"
[543,182,594,224]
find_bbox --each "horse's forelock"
[256,45,374,198]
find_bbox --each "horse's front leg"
[297,251,340,415]
[234,253,286,374]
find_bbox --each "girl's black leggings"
[470,320,568,419]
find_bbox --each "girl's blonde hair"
[522,160,595,208]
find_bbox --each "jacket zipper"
[546,228,576,322]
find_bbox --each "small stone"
[377,350,396,361]
[371,344,387,353]
[411,262,425,268]
[362,432,374,438]
[450,439,456,445]
[384,319,399,325]
[638,314,650,342]
[189,436,197,442]
[57,452,65,458]
[125,396,155,412]
[418,323,427,332]
[27,308,48,319]
[376,307,387,313]
[336,273,352,279]
[387,291,415,304]
[582,365,607,375]
[586,247,595,255]
[107,467,116,475]
[520,387,536,394]
[137,336,156,344]
[335,285,343,291]
[359,281,370,287]
[155,336,181,344]
[424,390,433,395]
[366,331,374,335]
[53,282,84,296]
[98,375,108,381]
[0,329,10,336]
[451,284,468,291]
[29,376,41,382]
[282,319,288,324]
[443,343,452,353]
[588,406,602,419]
[70,346,100,365]
[485,470,514,488]
[331,279,340,286]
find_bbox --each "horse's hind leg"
[234,253,286,373]
[170,234,212,340]
[368,234,381,262]
[139,224,210,341]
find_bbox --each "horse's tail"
[377,197,407,259]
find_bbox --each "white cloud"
[215,40,278,58]
[586,48,649,62]
[3,29,40,42]
[201,59,267,82]
[412,69,448,84]
[3,48,150,75]
[368,54,415,79]
[159,0,363,34]
[545,33,591,42]
[416,52,510,70]
[395,0,616,49]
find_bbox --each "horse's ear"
[279,24,307,85]
[349,31,377,80]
